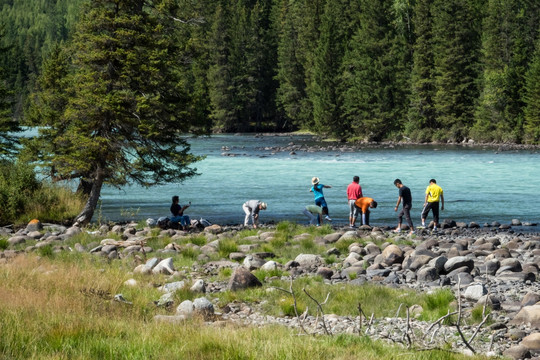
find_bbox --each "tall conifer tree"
[408,0,437,141]
[0,29,19,156]
[524,33,540,143]
[473,0,540,142]
[431,0,483,141]
[341,0,410,141]
[310,0,356,139]
[28,0,201,224]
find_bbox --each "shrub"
[0,238,8,250]
[0,161,84,225]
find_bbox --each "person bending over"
[354,197,378,226]
[243,200,267,228]
[303,204,323,226]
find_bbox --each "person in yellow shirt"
[420,179,444,230]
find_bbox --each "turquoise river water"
[100,134,540,229]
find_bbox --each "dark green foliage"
[407,0,437,141]
[0,161,83,225]
[524,33,540,143]
[0,161,40,224]
[208,0,277,132]
[341,0,411,142]
[0,0,84,118]
[0,27,20,156]
[431,0,483,142]
[473,0,540,142]
[28,0,203,224]
[3,0,540,144]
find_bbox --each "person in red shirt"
[354,197,378,226]
[346,176,363,228]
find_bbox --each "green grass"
[218,238,238,257]
[419,289,456,322]
[0,244,489,360]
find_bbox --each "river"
[99,134,540,230]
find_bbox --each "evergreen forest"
[1,0,540,144]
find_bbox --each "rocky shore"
[218,133,540,157]
[1,219,539,359]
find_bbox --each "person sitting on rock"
[170,195,191,230]
[354,197,378,226]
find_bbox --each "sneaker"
[349,225,357,229]
[393,228,401,233]
[325,216,332,222]
[409,231,415,235]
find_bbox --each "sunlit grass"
[0,248,486,360]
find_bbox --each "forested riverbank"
[1,0,539,144]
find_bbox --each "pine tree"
[431,0,483,142]
[310,0,354,139]
[275,0,308,128]
[524,33,540,143]
[407,0,437,141]
[28,0,201,224]
[23,44,72,179]
[207,3,236,132]
[473,0,540,142]
[0,28,19,157]
[341,0,411,141]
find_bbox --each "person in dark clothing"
[170,195,191,229]
[393,179,414,234]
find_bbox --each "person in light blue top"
[310,177,332,221]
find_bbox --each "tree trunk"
[75,171,104,226]
[76,178,93,196]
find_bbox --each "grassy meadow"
[0,223,493,359]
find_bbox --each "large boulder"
[243,255,266,270]
[193,297,215,318]
[26,219,43,232]
[294,254,324,268]
[503,345,530,360]
[510,304,540,328]
[521,292,540,307]
[463,284,487,301]
[417,267,438,282]
[152,258,175,275]
[521,333,540,351]
[227,266,262,291]
[8,236,28,246]
[323,233,342,243]
[381,244,404,266]
[444,256,474,273]
[159,281,185,293]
